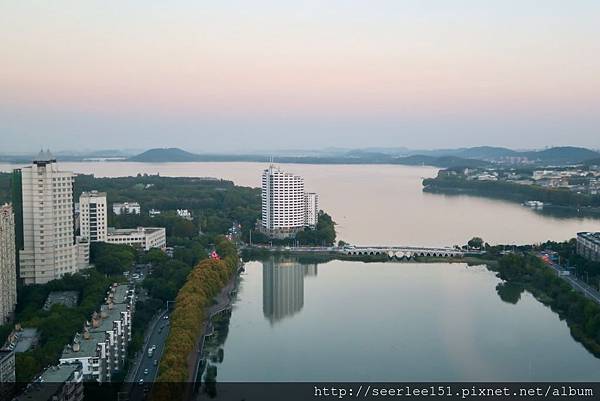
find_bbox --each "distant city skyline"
[1,1,599,152]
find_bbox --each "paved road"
[539,254,600,304]
[128,309,171,401]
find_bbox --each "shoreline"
[187,265,241,383]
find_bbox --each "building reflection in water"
[262,257,318,323]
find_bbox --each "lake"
[2,160,599,381]
[205,257,600,381]
[2,161,600,246]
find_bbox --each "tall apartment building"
[260,165,319,238]
[0,205,16,324]
[261,165,306,238]
[304,192,319,228]
[79,191,108,242]
[13,151,89,284]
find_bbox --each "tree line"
[152,237,238,401]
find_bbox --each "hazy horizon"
[2,1,599,152]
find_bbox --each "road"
[539,254,600,304]
[128,308,171,401]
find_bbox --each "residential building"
[79,191,107,242]
[75,236,90,270]
[60,284,134,383]
[304,192,318,228]
[106,227,166,251]
[0,350,15,400]
[4,327,40,353]
[177,209,193,220]
[0,350,15,382]
[14,363,83,401]
[112,202,141,215]
[13,151,88,285]
[0,204,16,324]
[261,165,306,238]
[577,232,600,262]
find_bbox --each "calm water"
[2,161,600,246]
[208,258,600,381]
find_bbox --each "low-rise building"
[4,327,40,353]
[106,227,166,251]
[60,284,135,383]
[112,202,141,215]
[14,363,84,401]
[577,232,600,262]
[177,209,193,220]
[149,208,162,218]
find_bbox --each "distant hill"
[127,146,599,167]
[583,157,600,166]
[408,146,599,165]
[452,146,518,160]
[392,155,489,168]
[129,148,202,162]
[521,146,600,164]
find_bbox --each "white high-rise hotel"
[0,204,17,324]
[261,165,319,238]
[79,191,108,242]
[14,151,89,284]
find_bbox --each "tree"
[468,237,484,249]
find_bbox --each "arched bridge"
[342,246,463,259]
[244,244,463,259]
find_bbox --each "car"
[163,315,169,320]
[153,359,158,366]
[138,379,144,384]
[144,368,149,375]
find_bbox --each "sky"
[1,1,599,153]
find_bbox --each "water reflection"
[262,257,317,323]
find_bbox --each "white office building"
[112,202,141,215]
[106,227,166,251]
[14,151,89,285]
[0,205,17,324]
[79,191,107,242]
[304,192,319,228]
